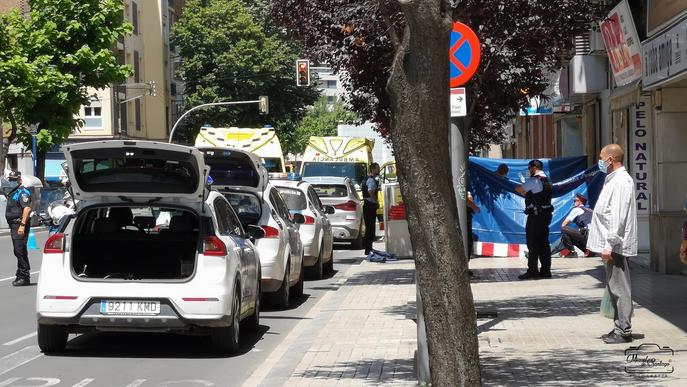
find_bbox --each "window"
[326,80,337,89]
[269,189,293,224]
[311,184,348,198]
[223,192,261,227]
[213,198,231,235]
[133,51,140,82]
[132,2,139,35]
[276,187,307,210]
[307,186,324,213]
[327,96,336,103]
[83,100,103,129]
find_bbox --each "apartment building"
[72,0,185,142]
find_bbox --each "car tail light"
[261,225,280,238]
[388,204,407,220]
[303,215,315,225]
[203,236,227,256]
[334,201,358,212]
[44,233,65,254]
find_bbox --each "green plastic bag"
[600,288,615,319]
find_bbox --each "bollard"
[27,229,38,250]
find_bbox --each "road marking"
[126,380,147,387]
[0,378,21,387]
[0,271,40,283]
[14,377,60,387]
[0,346,43,377]
[3,332,37,346]
[160,381,213,386]
[72,379,95,387]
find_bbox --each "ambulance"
[195,126,286,173]
[300,136,374,187]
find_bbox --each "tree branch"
[379,1,401,50]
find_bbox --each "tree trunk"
[386,1,481,386]
[1,112,19,175]
[36,148,46,182]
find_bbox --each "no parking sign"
[449,22,481,87]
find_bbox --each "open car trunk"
[70,206,203,281]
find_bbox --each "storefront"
[641,9,687,273]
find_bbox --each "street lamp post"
[168,98,269,144]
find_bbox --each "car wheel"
[323,247,334,274]
[271,259,290,309]
[37,323,68,353]
[244,273,260,332]
[306,246,324,280]
[292,256,305,298]
[212,289,241,354]
[351,224,363,249]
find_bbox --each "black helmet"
[7,170,21,181]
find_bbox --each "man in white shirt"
[588,144,637,344]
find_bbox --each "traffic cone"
[27,229,38,250]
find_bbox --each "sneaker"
[584,250,592,257]
[518,271,538,280]
[560,248,571,257]
[601,330,615,339]
[603,332,632,344]
[11,278,30,287]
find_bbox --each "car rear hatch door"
[64,140,208,204]
[198,147,268,193]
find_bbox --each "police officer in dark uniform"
[5,171,33,286]
[362,163,380,255]
[515,160,553,280]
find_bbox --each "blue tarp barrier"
[468,156,605,245]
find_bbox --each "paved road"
[0,231,364,387]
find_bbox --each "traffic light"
[258,95,269,115]
[296,59,310,87]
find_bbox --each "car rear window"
[301,162,367,185]
[312,184,348,198]
[276,187,307,210]
[202,149,260,187]
[71,148,199,194]
[223,191,262,226]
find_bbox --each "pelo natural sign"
[631,94,652,214]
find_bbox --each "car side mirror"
[324,205,335,215]
[246,225,265,240]
[292,213,306,224]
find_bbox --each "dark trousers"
[363,201,379,253]
[525,213,552,275]
[561,226,587,252]
[10,223,31,280]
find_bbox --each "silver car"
[304,176,363,249]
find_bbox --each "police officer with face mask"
[515,160,553,280]
[4,171,33,286]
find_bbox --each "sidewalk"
[245,252,687,386]
[243,247,418,386]
[472,256,687,386]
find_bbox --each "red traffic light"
[296,59,310,87]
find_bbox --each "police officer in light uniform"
[4,171,33,286]
[515,160,553,280]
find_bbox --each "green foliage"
[171,0,318,144]
[288,97,357,154]
[0,0,132,156]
